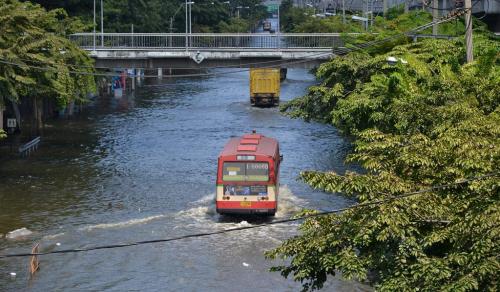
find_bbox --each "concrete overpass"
[69,33,348,69]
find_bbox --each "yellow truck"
[249,68,280,106]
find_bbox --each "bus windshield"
[222,162,269,181]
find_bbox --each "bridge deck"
[70,33,346,69]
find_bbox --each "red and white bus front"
[216,160,277,215]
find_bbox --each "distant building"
[291,0,499,32]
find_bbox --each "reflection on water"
[0,68,368,291]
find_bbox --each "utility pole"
[189,1,192,49]
[464,0,473,62]
[432,0,438,35]
[100,0,104,47]
[169,17,174,47]
[370,0,374,27]
[342,0,345,23]
[277,2,281,51]
[185,0,188,50]
[131,24,134,47]
[404,0,409,13]
[383,0,387,17]
[93,0,96,51]
[363,0,368,30]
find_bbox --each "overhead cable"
[0,5,476,79]
[0,172,496,259]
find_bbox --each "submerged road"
[0,66,369,291]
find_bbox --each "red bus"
[216,132,282,215]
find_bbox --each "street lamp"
[305,3,316,19]
[185,1,194,50]
[92,0,104,48]
[222,1,231,17]
[236,6,250,18]
[169,3,185,33]
[352,15,369,30]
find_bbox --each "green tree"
[29,0,266,33]
[271,15,500,292]
[0,0,95,132]
[217,17,251,33]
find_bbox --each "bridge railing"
[69,33,350,50]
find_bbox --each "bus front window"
[223,162,269,181]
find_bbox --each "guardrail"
[69,33,349,50]
[19,136,41,157]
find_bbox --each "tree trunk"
[0,104,4,132]
[68,100,75,117]
[12,101,22,132]
[33,96,43,135]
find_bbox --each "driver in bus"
[225,186,235,196]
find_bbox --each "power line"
[0,6,474,80]
[331,4,477,55]
[0,172,496,259]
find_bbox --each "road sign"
[192,51,205,64]
[7,118,16,128]
[267,4,278,13]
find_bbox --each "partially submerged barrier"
[19,136,40,157]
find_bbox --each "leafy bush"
[271,14,500,292]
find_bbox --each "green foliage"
[292,16,364,34]
[0,0,95,107]
[279,7,472,58]
[271,14,500,292]
[217,17,252,33]
[0,129,6,139]
[279,0,363,33]
[283,35,499,135]
[385,4,404,20]
[30,0,266,33]
[342,11,468,55]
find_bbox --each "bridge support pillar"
[136,69,142,87]
[280,68,287,81]
[158,68,163,79]
[131,72,136,90]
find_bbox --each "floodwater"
[0,67,369,291]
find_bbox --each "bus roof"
[219,134,278,158]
